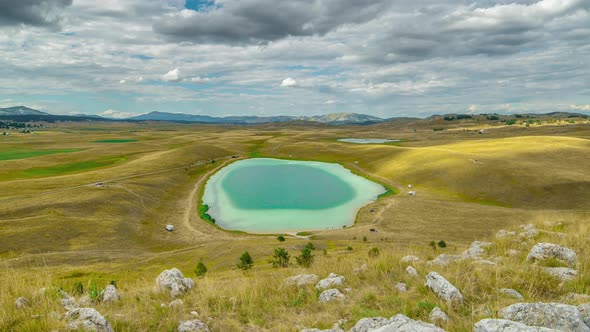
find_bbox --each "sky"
[0,0,589,118]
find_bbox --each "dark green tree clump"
[237,251,254,270]
[437,240,447,248]
[271,248,289,267]
[368,247,380,257]
[296,247,314,267]
[277,235,286,242]
[195,258,207,277]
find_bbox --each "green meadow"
[0,148,83,161]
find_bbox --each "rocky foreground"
[12,222,590,331]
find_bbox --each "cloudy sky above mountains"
[0,0,588,118]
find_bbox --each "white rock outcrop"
[349,317,390,332]
[543,267,578,282]
[496,230,516,238]
[66,308,114,332]
[425,272,464,305]
[395,282,407,293]
[401,255,420,263]
[169,299,184,308]
[156,268,194,298]
[474,319,560,332]
[285,274,319,287]
[429,307,449,324]
[177,319,210,332]
[577,303,590,327]
[15,297,29,309]
[371,314,446,332]
[527,243,577,266]
[462,241,492,260]
[500,302,590,332]
[318,289,345,303]
[102,285,120,303]
[499,288,525,300]
[426,254,461,267]
[406,265,419,277]
[316,273,345,290]
[519,224,539,239]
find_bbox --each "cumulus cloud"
[190,77,210,83]
[467,105,479,113]
[280,77,297,87]
[162,68,182,82]
[570,104,590,111]
[153,0,389,44]
[98,109,137,119]
[0,0,73,28]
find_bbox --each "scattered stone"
[349,317,389,332]
[177,319,210,332]
[318,289,345,303]
[500,302,589,332]
[15,297,29,309]
[59,290,77,309]
[401,255,420,263]
[285,274,319,287]
[429,307,449,324]
[462,241,493,260]
[354,264,368,275]
[190,311,199,317]
[507,249,521,257]
[102,285,120,303]
[519,224,539,239]
[395,282,407,293]
[496,230,516,238]
[474,319,560,332]
[316,273,345,290]
[371,314,445,332]
[425,272,464,305]
[426,254,461,267]
[65,308,113,332]
[169,299,184,308]
[406,265,419,277]
[527,243,577,266]
[543,267,578,282]
[156,268,195,298]
[499,288,525,300]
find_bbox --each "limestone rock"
[316,273,345,290]
[285,274,319,287]
[406,265,419,277]
[401,255,420,263]
[301,327,344,332]
[462,241,493,260]
[156,268,194,297]
[15,297,29,309]
[169,299,184,308]
[177,319,210,332]
[429,307,449,324]
[577,303,590,327]
[354,264,368,275]
[349,317,389,332]
[499,288,525,300]
[474,319,560,331]
[66,308,113,332]
[527,243,577,266]
[395,282,407,293]
[500,302,589,332]
[102,285,120,303]
[507,249,521,257]
[425,272,464,305]
[77,295,92,306]
[59,290,77,309]
[543,267,578,282]
[519,224,540,239]
[372,314,446,332]
[318,288,345,303]
[496,230,516,238]
[426,254,461,267]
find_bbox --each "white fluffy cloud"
[98,109,137,119]
[280,77,297,87]
[162,68,182,82]
[570,104,590,111]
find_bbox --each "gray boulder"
[543,267,578,282]
[429,307,449,324]
[578,303,590,327]
[316,273,345,290]
[318,288,345,303]
[156,268,194,297]
[406,265,419,277]
[425,272,464,305]
[499,288,525,300]
[527,243,577,266]
[350,317,390,332]
[426,254,461,267]
[519,224,540,239]
[301,327,344,332]
[102,285,120,303]
[169,299,184,308]
[462,241,492,260]
[401,255,420,263]
[177,319,210,332]
[496,230,516,238]
[474,319,560,331]
[15,297,29,309]
[59,290,76,309]
[285,274,319,287]
[500,302,589,332]
[65,308,113,332]
[372,314,446,331]
[395,282,408,293]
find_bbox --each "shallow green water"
[338,138,399,144]
[202,158,385,232]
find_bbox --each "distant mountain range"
[0,106,587,125]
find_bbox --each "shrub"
[368,247,380,258]
[429,241,437,250]
[304,242,315,251]
[437,240,447,248]
[277,235,286,242]
[198,204,215,224]
[296,247,314,268]
[237,251,254,270]
[362,236,367,243]
[271,248,289,267]
[195,258,207,277]
[347,246,353,251]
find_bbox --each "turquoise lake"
[338,138,400,144]
[202,158,386,232]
